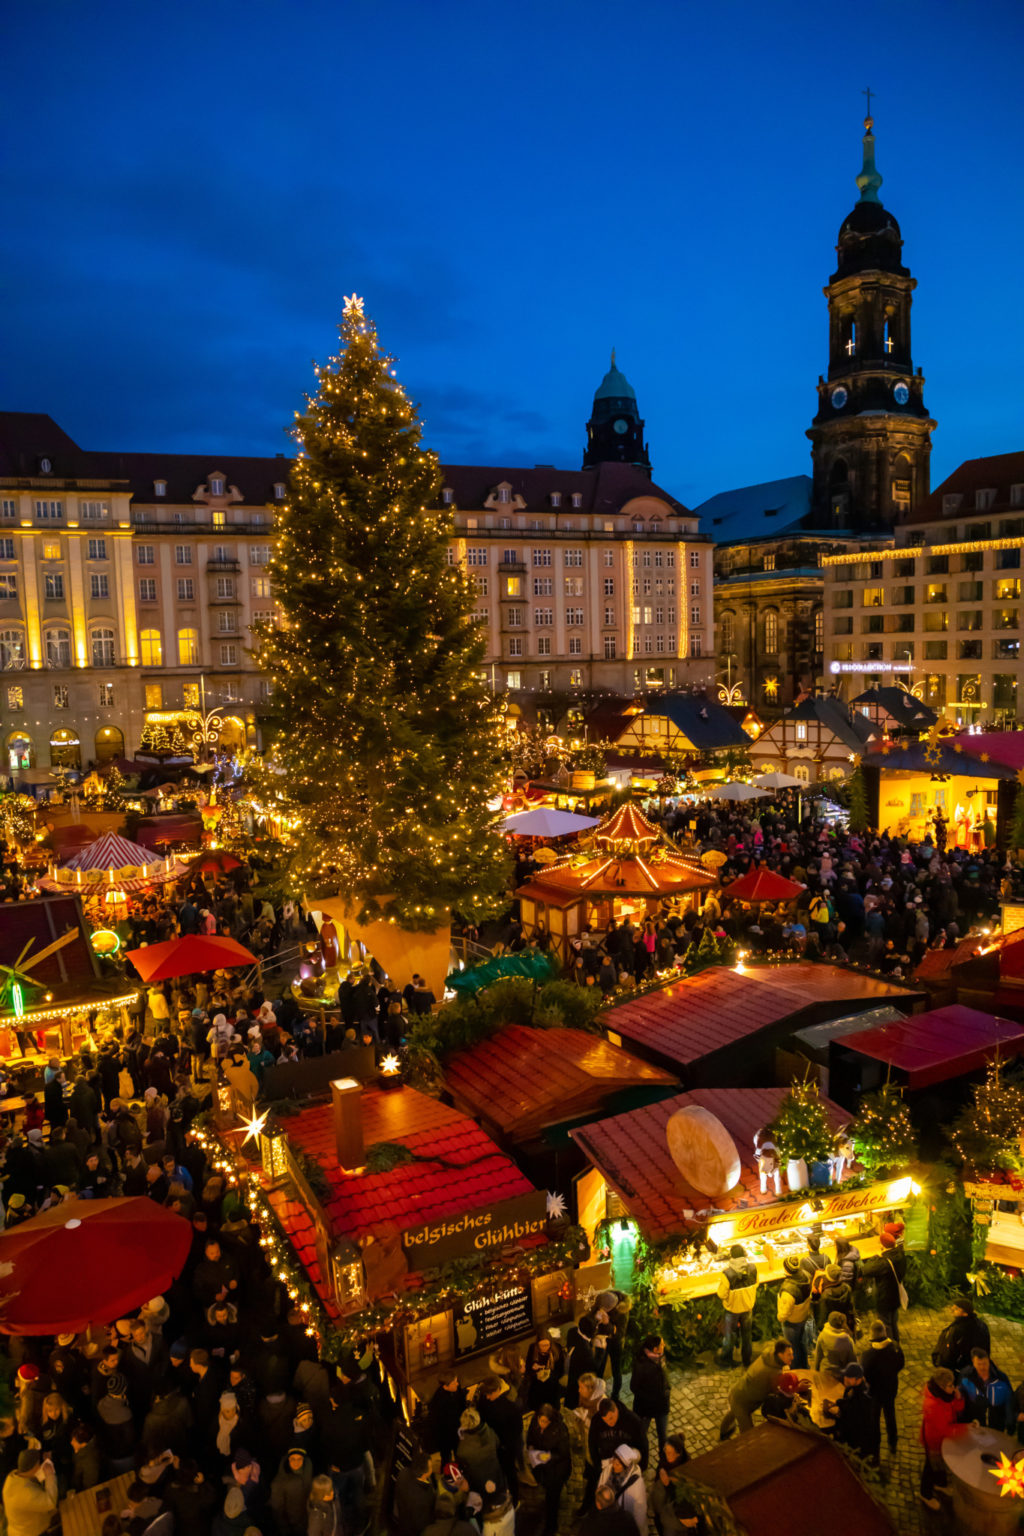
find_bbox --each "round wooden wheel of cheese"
[666,1105,741,1197]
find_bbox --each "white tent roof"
[500,807,600,837]
[752,771,805,789]
[704,782,769,802]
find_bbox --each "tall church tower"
[583,352,651,474]
[807,113,935,529]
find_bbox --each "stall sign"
[453,1281,533,1357]
[1001,902,1024,937]
[402,1189,548,1268]
[713,1178,915,1244]
[964,1178,1024,1202]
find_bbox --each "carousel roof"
[518,846,716,904]
[62,833,165,873]
[593,802,663,846]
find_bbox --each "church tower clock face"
[893,382,910,405]
[830,386,848,409]
[613,418,628,434]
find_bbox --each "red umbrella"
[0,1198,192,1335]
[724,868,806,903]
[125,934,258,982]
[193,852,242,873]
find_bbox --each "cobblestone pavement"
[517,1306,1024,1536]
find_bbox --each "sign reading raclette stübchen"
[712,1179,914,1245]
[401,1189,548,1269]
[453,1281,533,1357]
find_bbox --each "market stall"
[193,1077,597,1412]
[569,1085,921,1305]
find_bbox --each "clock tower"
[583,351,652,475]
[807,113,935,529]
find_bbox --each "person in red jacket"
[919,1368,963,1510]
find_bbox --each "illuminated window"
[144,683,162,709]
[178,628,199,666]
[504,576,522,598]
[53,683,69,709]
[763,553,776,571]
[506,670,521,689]
[569,668,582,686]
[764,610,779,652]
[6,685,23,709]
[252,576,271,598]
[42,542,60,560]
[183,683,199,707]
[213,510,226,528]
[814,608,824,651]
[721,613,735,653]
[140,629,163,666]
[0,630,24,668]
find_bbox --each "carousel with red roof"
[516,803,718,961]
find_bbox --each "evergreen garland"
[255,295,510,930]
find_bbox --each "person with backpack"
[776,1257,813,1368]
[716,1245,758,1369]
[861,1229,907,1344]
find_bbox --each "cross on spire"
[862,86,874,125]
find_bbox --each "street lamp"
[183,674,223,763]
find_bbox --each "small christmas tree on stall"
[854,1080,917,1177]
[951,1057,1024,1175]
[139,722,170,753]
[256,294,510,928]
[103,764,128,810]
[170,724,189,756]
[767,1078,835,1166]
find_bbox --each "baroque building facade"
[0,359,714,770]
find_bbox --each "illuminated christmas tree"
[139,722,170,753]
[767,1078,835,1164]
[847,762,868,833]
[951,1057,1024,1174]
[853,1081,917,1177]
[256,295,510,928]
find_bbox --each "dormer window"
[550,492,561,507]
[975,488,996,510]
[442,488,454,504]
[274,482,286,501]
[39,458,52,475]
[571,493,582,508]
[943,494,963,513]
[1012,485,1024,507]
[209,476,225,496]
[154,480,167,497]
[497,488,511,504]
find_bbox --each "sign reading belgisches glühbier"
[401,1189,548,1268]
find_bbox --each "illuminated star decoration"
[237,1107,268,1147]
[342,293,365,318]
[989,1452,1024,1498]
[379,1053,401,1075]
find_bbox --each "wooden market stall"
[861,742,1015,845]
[569,1086,921,1305]
[206,1078,602,1413]
[602,962,923,1087]
[827,1003,1024,1108]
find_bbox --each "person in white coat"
[599,1445,647,1536]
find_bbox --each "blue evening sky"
[3,0,1022,508]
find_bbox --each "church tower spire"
[582,353,651,475]
[806,107,935,530]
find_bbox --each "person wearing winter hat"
[811,1261,854,1333]
[776,1256,813,1368]
[861,1226,907,1343]
[212,1485,249,1536]
[860,1321,905,1454]
[2,1448,57,1536]
[716,1244,758,1368]
[598,1445,646,1536]
[931,1294,990,1374]
[762,1371,814,1428]
[824,1363,877,1462]
[813,1312,856,1383]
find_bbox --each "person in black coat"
[861,1234,907,1343]
[479,1376,523,1505]
[629,1335,671,1454]
[425,1371,467,1463]
[931,1296,991,1375]
[524,1334,565,1412]
[824,1364,878,1463]
[859,1321,905,1453]
[392,1452,438,1536]
[526,1403,571,1536]
[564,1316,597,1410]
[578,1483,639,1536]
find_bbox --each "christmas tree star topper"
[342,293,365,317]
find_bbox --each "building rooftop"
[443,1024,676,1142]
[909,449,1024,526]
[434,460,693,520]
[693,474,812,543]
[834,1003,1024,1089]
[604,964,920,1074]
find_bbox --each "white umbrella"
[500,807,600,837]
[752,771,805,790]
[704,782,769,802]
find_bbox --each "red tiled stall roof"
[836,1004,1024,1089]
[265,1186,340,1320]
[279,1087,536,1245]
[569,1086,849,1240]
[605,964,918,1071]
[444,1025,677,1140]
